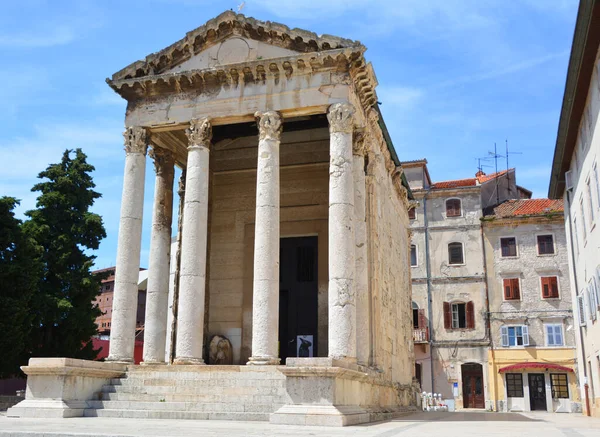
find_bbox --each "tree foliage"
[24,149,107,360]
[0,197,41,378]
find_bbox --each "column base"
[247,356,281,365]
[106,355,134,364]
[173,357,205,365]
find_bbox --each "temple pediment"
[111,10,361,82]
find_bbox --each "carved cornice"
[107,48,363,101]
[327,102,355,134]
[186,118,212,148]
[350,60,378,112]
[392,167,410,210]
[255,111,282,141]
[124,126,148,155]
[110,11,362,82]
[352,129,366,156]
[149,146,175,175]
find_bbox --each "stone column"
[108,126,148,363]
[248,111,282,365]
[352,130,370,366]
[174,118,212,365]
[327,102,356,361]
[142,147,175,364]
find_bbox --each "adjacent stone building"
[483,200,580,413]
[549,0,600,418]
[9,11,417,425]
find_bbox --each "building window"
[594,164,600,211]
[506,373,524,398]
[503,278,520,300]
[500,237,517,257]
[408,208,416,220]
[541,276,559,299]
[587,178,596,223]
[448,242,464,265]
[501,325,529,347]
[446,198,462,217]
[537,235,555,255]
[410,244,418,267]
[545,324,564,346]
[580,198,587,239]
[443,301,475,329]
[412,302,419,329]
[550,374,569,399]
[573,217,580,255]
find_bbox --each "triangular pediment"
[111,10,360,81]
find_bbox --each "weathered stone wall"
[364,117,414,386]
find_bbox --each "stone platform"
[8,358,417,426]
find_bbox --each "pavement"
[0,411,599,437]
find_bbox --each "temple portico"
[9,11,417,426]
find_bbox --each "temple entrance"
[528,373,547,411]
[462,363,485,408]
[278,237,319,364]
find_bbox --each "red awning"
[498,362,574,373]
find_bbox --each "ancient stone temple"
[9,11,416,426]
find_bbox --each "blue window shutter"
[501,326,509,347]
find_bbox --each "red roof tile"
[487,199,564,218]
[431,169,511,190]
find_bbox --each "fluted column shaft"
[142,147,175,364]
[108,126,148,363]
[327,102,357,361]
[248,111,282,365]
[174,118,212,365]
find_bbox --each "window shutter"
[551,277,559,298]
[546,325,554,346]
[585,289,592,321]
[541,277,550,298]
[577,295,587,326]
[418,309,426,329]
[466,301,475,329]
[443,302,451,329]
[501,326,509,347]
[512,279,520,300]
[503,279,511,300]
[522,325,529,346]
[555,325,563,346]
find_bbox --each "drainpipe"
[423,188,435,394]
[565,190,590,416]
[480,221,493,411]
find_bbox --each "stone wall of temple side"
[364,112,415,387]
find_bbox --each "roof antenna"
[504,139,522,196]
[237,1,246,13]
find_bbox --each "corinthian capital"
[327,102,355,134]
[124,126,148,155]
[255,111,282,141]
[186,118,212,148]
[149,147,175,175]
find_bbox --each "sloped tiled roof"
[486,199,564,219]
[431,169,511,190]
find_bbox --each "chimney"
[475,170,486,178]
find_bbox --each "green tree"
[0,197,41,378]
[24,149,106,359]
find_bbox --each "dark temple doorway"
[278,236,318,364]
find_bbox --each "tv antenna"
[487,140,523,205]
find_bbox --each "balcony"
[413,327,429,343]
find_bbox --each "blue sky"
[0,0,578,268]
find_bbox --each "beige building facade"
[8,12,417,426]
[549,0,600,417]
[482,200,580,413]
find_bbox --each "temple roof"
[111,10,363,82]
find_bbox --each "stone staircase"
[84,365,290,421]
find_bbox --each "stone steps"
[85,369,289,422]
[83,408,269,421]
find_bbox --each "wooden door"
[462,364,485,409]
[528,373,547,411]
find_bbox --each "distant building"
[405,159,577,412]
[92,267,147,339]
[483,199,579,413]
[548,0,600,417]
